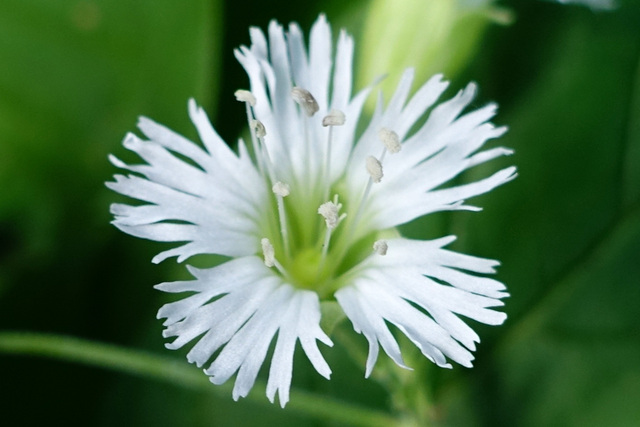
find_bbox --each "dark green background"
[1,0,639,425]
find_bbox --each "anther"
[322,109,346,127]
[378,128,401,154]
[272,181,290,197]
[261,238,276,267]
[366,156,384,183]
[316,196,346,275]
[234,89,256,107]
[318,201,340,229]
[251,120,267,138]
[291,87,319,117]
[234,89,264,177]
[373,240,388,256]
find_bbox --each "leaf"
[356,0,511,99]
[0,0,220,424]
[493,209,640,426]
[439,3,640,426]
[0,0,220,278]
[623,52,640,208]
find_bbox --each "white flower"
[107,14,516,407]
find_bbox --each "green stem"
[0,331,400,427]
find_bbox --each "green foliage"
[0,0,218,278]
[447,2,640,425]
[357,0,511,99]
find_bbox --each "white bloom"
[107,14,516,407]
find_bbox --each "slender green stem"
[0,331,400,427]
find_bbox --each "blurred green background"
[1,0,639,425]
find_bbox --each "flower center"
[235,88,398,298]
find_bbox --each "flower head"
[108,14,516,407]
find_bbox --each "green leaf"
[441,3,640,426]
[460,4,640,319]
[0,0,220,422]
[0,0,220,259]
[494,209,640,426]
[356,0,511,98]
[623,53,640,208]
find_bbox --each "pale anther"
[234,89,256,107]
[366,156,384,183]
[373,240,388,256]
[272,181,290,197]
[261,238,276,267]
[291,87,319,117]
[251,120,267,138]
[322,109,346,127]
[378,128,401,153]
[318,201,340,229]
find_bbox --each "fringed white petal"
[156,257,330,407]
[372,166,517,229]
[337,237,508,375]
[346,71,515,232]
[331,30,353,113]
[308,14,332,113]
[266,290,333,407]
[107,101,265,262]
[335,286,409,377]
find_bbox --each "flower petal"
[337,237,508,374]
[107,102,266,262]
[266,290,332,407]
[154,257,330,406]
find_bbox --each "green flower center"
[235,87,402,299]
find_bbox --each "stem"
[0,331,401,427]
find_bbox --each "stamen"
[291,87,319,117]
[235,89,264,176]
[328,132,400,279]
[251,119,276,182]
[378,128,401,154]
[249,118,290,260]
[321,109,346,202]
[234,89,256,107]
[341,156,384,255]
[261,238,276,267]
[318,200,343,229]
[291,87,318,197]
[366,156,384,183]
[251,119,267,138]
[261,237,287,277]
[373,240,388,256]
[322,109,346,127]
[272,182,291,257]
[317,195,347,275]
[272,181,290,197]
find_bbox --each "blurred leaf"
[442,3,640,426]
[495,209,640,426]
[460,3,640,319]
[0,0,219,260]
[356,0,511,98]
[623,52,640,208]
[0,0,220,424]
